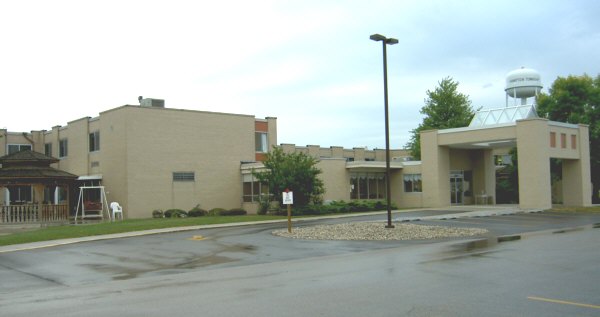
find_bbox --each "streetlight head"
[370,34,386,41]
[386,38,399,45]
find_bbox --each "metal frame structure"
[74,185,110,221]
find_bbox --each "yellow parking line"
[528,296,600,309]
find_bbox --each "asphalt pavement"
[0,205,525,254]
[0,208,598,317]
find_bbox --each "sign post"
[282,189,293,233]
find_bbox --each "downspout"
[22,132,34,146]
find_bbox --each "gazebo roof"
[0,150,78,185]
[0,150,59,165]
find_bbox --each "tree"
[496,148,519,204]
[253,147,324,207]
[537,74,600,203]
[407,77,477,159]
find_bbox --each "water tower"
[505,67,543,107]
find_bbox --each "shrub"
[220,208,247,216]
[152,209,164,218]
[276,200,398,216]
[257,195,271,215]
[208,208,227,216]
[188,206,207,217]
[164,209,188,218]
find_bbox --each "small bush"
[164,209,188,218]
[152,209,164,218]
[208,208,227,216]
[220,208,247,216]
[188,206,207,217]
[257,196,271,215]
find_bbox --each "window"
[44,143,52,157]
[7,144,32,155]
[494,154,512,166]
[9,186,32,203]
[403,174,422,193]
[550,132,556,148]
[571,134,577,149]
[59,139,68,157]
[255,132,268,153]
[242,174,269,202]
[89,131,100,152]
[350,172,386,199]
[561,133,567,148]
[173,172,195,182]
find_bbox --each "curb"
[0,207,527,253]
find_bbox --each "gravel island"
[272,222,488,241]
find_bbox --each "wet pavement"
[1,210,599,289]
[0,211,598,317]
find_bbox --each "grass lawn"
[549,206,600,213]
[0,215,285,247]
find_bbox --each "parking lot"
[0,209,599,316]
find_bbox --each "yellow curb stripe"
[528,296,600,309]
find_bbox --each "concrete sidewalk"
[0,206,526,253]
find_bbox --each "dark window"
[44,143,52,157]
[255,132,268,152]
[242,174,269,202]
[9,186,32,203]
[7,144,32,155]
[59,139,68,157]
[403,174,422,193]
[89,131,100,152]
[350,172,386,199]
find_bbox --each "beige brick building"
[1,101,277,218]
[1,101,593,220]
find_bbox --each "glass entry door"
[450,170,464,205]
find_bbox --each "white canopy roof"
[469,105,538,127]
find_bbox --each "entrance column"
[516,119,552,210]
[421,129,450,207]
[483,149,496,204]
[562,124,592,206]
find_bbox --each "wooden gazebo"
[0,150,78,224]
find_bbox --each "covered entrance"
[420,105,592,210]
[450,170,464,205]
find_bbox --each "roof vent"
[139,97,165,108]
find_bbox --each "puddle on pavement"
[425,234,522,263]
[82,243,257,281]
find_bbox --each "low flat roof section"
[346,161,404,170]
[77,174,103,181]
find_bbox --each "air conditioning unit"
[140,98,165,108]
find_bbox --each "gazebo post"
[33,184,44,222]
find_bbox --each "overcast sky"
[2,0,599,149]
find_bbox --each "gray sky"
[2,0,599,149]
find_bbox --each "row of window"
[44,132,98,158]
[4,185,68,204]
[550,132,576,149]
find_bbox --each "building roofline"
[100,105,259,119]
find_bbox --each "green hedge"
[188,206,208,217]
[271,200,396,216]
[208,208,227,216]
[219,208,247,216]
[164,209,188,218]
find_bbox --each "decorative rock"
[272,222,488,241]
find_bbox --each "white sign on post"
[282,191,294,205]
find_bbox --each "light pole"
[370,33,397,229]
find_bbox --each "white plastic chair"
[110,202,123,221]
